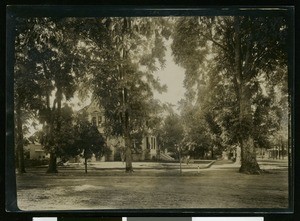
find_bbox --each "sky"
[152,40,186,112]
[70,40,186,113]
[28,40,186,136]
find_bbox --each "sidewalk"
[64,160,216,171]
[60,158,289,171]
[257,158,289,170]
[206,158,289,170]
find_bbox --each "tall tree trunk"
[125,135,133,172]
[47,153,58,173]
[46,87,62,173]
[239,137,260,174]
[123,109,133,172]
[234,16,261,174]
[121,88,133,172]
[85,157,88,174]
[281,139,285,160]
[16,103,26,173]
[122,92,133,172]
[178,147,182,174]
[84,148,88,173]
[121,17,133,173]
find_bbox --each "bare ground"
[16,160,289,211]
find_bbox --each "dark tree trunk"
[234,16,261,174]
[84,157,88,174]
[17,143,26,174]
[121,18,133,173]
[178,147,182,174]
[239,137,261,174]
[46,87,62,173]
[16,103,26,174]
[123,107,133,172]
[84,149,88,173]
[237,82,261,174]
[124,133,133,172]
[47,153,58,173]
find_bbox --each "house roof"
[78,98,104,115]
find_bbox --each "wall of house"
[141,135,157,160]
[26,143,49,160]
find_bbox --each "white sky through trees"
[29,40,185,136]
[70,39,186,113]
[152,40,186,111]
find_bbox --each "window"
[92,117,97,126]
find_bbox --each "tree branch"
[198,32,228,53]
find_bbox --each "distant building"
[81,99,158,161]
[257,147,288,160]
[24,143,50,160]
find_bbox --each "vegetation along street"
[12,13,291,210]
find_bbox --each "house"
[81,99,158,161]
[24,142,50,160]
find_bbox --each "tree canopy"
[76,17,171,171]
[13,15,290,174]
[172,16,289,173]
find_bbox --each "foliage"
[172,16,289,173]
[14,17,90,172]
[13,17,171,172]
[39,105,75,156]
[73,111,110,160]
[14,18,47,173]
[13,16,289,174]
[78,17,171,171]
[38,107,109,169]
[158,113,184,155]
[178,99,223,159]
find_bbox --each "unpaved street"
[16,161,289,211]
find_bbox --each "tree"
[73,112,109,173]
[172,16,288,174]
[13,17,170,173]
[38,106,109,173]
[39,105,76,166]
[159,113,184,158]
[178,99,220,160]
[26,18,84,173]
[14,18,45,173]
[81,18,170,172]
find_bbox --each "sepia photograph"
[7,7,293,212]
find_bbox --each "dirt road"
[16,163,289,211]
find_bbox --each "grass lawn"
[16,162,289,211]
